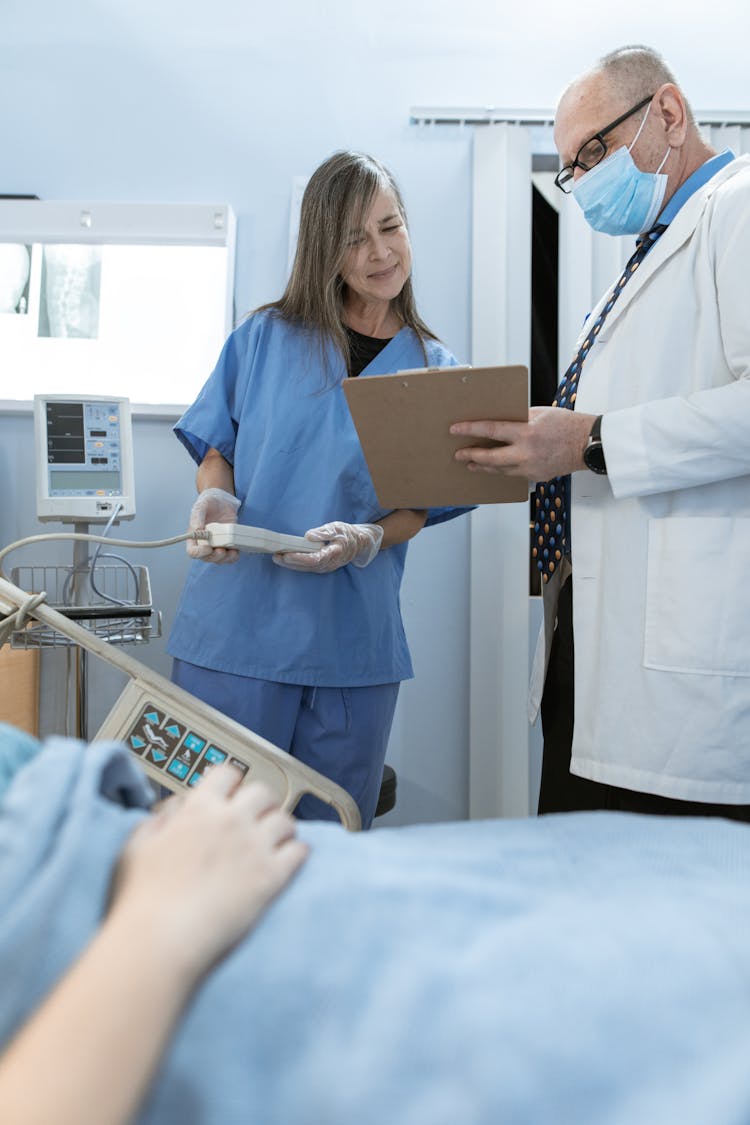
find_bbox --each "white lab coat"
[538,155,750,803]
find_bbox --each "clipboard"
[343,364,529,507]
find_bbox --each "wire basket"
[9,563,161,649]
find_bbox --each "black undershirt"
[345,326,392,377]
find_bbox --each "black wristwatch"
[583,415,607,475]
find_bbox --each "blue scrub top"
[168,310,466,687]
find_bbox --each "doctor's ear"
[653,83,689,147]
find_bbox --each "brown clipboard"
[343,364,529,507]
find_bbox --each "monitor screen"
[35,395,135,521]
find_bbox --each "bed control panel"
[95,679,290,802]
[125,701,250,787]
[93,675,360,829]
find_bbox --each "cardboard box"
[0,647,40,735]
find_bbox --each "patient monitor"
[34,393,136,523]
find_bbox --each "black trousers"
[537,577,750,823]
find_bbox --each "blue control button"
[183,732,206,754]
[167,759,189,780]
[204,746,226,765]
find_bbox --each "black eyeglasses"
[554,93,655,193]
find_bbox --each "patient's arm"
[0,766,308,1125]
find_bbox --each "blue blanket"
[2,731,750,1124]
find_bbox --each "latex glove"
[273,521,384,574]
[186,487,241,564]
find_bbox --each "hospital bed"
[2,727,750,1125]
[0,571,360,828]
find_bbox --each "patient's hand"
[0,768,307,1125]
[109,767,308,981]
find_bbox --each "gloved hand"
[273,521,384,574]
[186,487,241,564]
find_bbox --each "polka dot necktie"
[532,223,668,584]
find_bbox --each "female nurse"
[168,150,467,828]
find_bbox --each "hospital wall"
[1,0,748,825]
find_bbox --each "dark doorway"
[531,182,558,407]
[530,181,559,594]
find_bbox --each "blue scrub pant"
[172,659,399,829]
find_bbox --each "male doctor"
[452,44,750,820]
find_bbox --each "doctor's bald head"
[593,46,694,125]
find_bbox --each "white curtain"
[700,124,750,155]
[470,123,617,819]
[469,124,534,819]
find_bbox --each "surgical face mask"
[571,107,671,236]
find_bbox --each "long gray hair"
[259,151,437,374]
